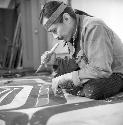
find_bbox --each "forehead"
[42,17,48,26]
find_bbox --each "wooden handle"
[36,43,59,73]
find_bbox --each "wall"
[72,0,123,42]
[0,9,17,67]
[21,0,48,69]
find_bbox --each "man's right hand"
[41,51,56,66]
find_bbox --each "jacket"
[53,12,123,85]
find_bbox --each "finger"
[52,78,60,94]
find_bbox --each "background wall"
[21,0,48,69]
[0,9,17,67]
[72,0,123,42]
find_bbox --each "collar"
[72,14,80,41]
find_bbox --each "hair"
[40,1,76,24]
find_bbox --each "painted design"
[0,77,123,125]
[0,79,67,111]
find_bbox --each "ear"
[63,13,71,24]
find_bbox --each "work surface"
[0,75,123,125]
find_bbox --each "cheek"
[61,26,69,36]
[57,27,64,35]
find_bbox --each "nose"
[52,33,58,39]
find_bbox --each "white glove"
[52,71,80,95]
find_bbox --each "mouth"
[57,36,64,40]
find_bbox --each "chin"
[63,37,69,42]
[66,38,71,42]
[63,38,67,41]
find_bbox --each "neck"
[66,19,77,45]
[70,18,77,41]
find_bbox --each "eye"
[52,28,57,34]
[49,28,57,34]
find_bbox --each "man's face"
[42,14,74,42]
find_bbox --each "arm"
[74,24,113,83]
[53,56,79,76]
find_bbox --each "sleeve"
[53,56,79,77]
[71,24,113,85]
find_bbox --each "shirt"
[54,11,123,85]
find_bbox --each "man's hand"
[36,43,59,73]
[52,73,72,95]
[52,71,81,95]
[41,51,56,66]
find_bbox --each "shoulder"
[81,15,106,28]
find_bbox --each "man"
[39,1,123,99]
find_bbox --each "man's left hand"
[52,71,80,95]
